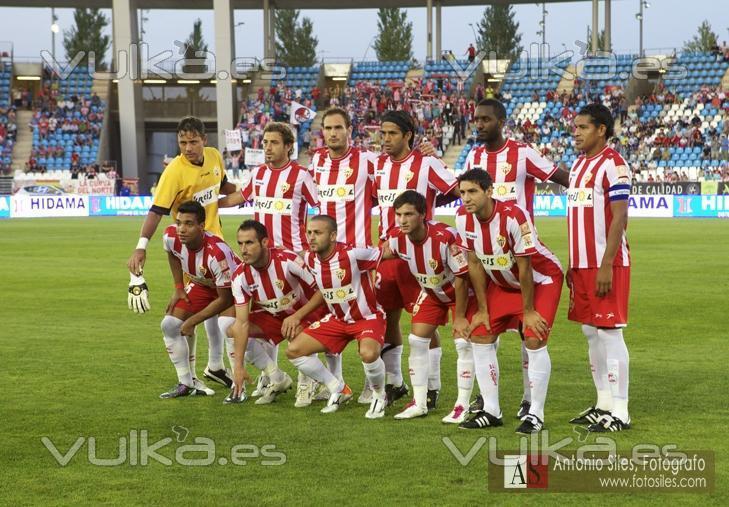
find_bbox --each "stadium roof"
[0,0,580,8]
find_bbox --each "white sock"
[325,353,344,384]
[382,344,404,386]
[583,324,612,411]
[408,334,430,408]
[266,342,280,368]
[454,338,474,407]
[599,328,630,422]
[203,317,225,371]
[471,342,500,416]
[247,339,273,371]
[290,355,342,394]
[161,316,193,386]
[521,341,532,402]
[186,333,197,379]
[217,316,236,370]
[428,346,442,391]
[362,358,386,397]
[526,346,551,421]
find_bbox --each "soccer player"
[219,121,320,403]
[221,122,319,253]
[308,107,441,405]
[464,98,569,419]
[158,200,240,399]
[454,169,563,434]
[382,191,475,422]
[285,215,388,419]
[226,220,327,405]
[374,110,461,407]
[127,116,236,389]
[566,104,632,432]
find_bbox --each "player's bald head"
[310,214,338,234]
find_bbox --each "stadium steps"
[556,64,576,94]
[10,110,33,172]
[405,68,423,86]
[92,78,111,163]
[442,138,465,170]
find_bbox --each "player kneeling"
[455,170,563,434]
[286,215,389,418]
[382,191,475,422]
[159,201,240,399]
[225,220,327,405]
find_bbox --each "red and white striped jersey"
[240,161,319,252]
[464,139,556,217]
[455,201,563,290]
[374,150,457,240]
[309,146,376,247]
[304,242,383,323]
[231,247,316,317]
[387,221,468,305]
[162,225,240,288]
[567,146,631,269]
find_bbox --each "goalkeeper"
[127,116,238,390]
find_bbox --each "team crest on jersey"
[213,166,221,177]
[498,162,512,175]
[519,223,531,236]
[343,166,353,179]
[496,235,507,248]
[199,266,207,276]
[275,280,284,290]
[404,170,414,182]
[335,268,346,281]
[428,258,439,270]
[583,172,593,183]
[280,183,290,194]
[218,259,229,272]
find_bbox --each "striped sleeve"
[604,158,631,202]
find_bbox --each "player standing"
[127,116,236,389]
[285,215,389,419]
[566,104,632,432]
[464,98,569,419]
[455,169,563,433]
[374,110,460,407]
[158,201,240,399]
[383,191,475,422]
[226,220,326,405]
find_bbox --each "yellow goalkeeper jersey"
[151,147,228,238]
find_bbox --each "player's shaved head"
[476,99,507,120]
[177,200,206,224]
[310,214,338,233]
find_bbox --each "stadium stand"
[25,67,105,173]
[663,51,729,96]
[272,65,320,97]
[0,59,16,174]
[349,60,409,86]
[423,58,474,93]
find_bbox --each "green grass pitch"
[1,216,727,504]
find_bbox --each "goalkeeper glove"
[128,273,151,313]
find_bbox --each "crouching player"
[286,215,389,418]
[159,200,240,399]
[226,220,327,405]
[382,190,475,422]
[455,170,563,434]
